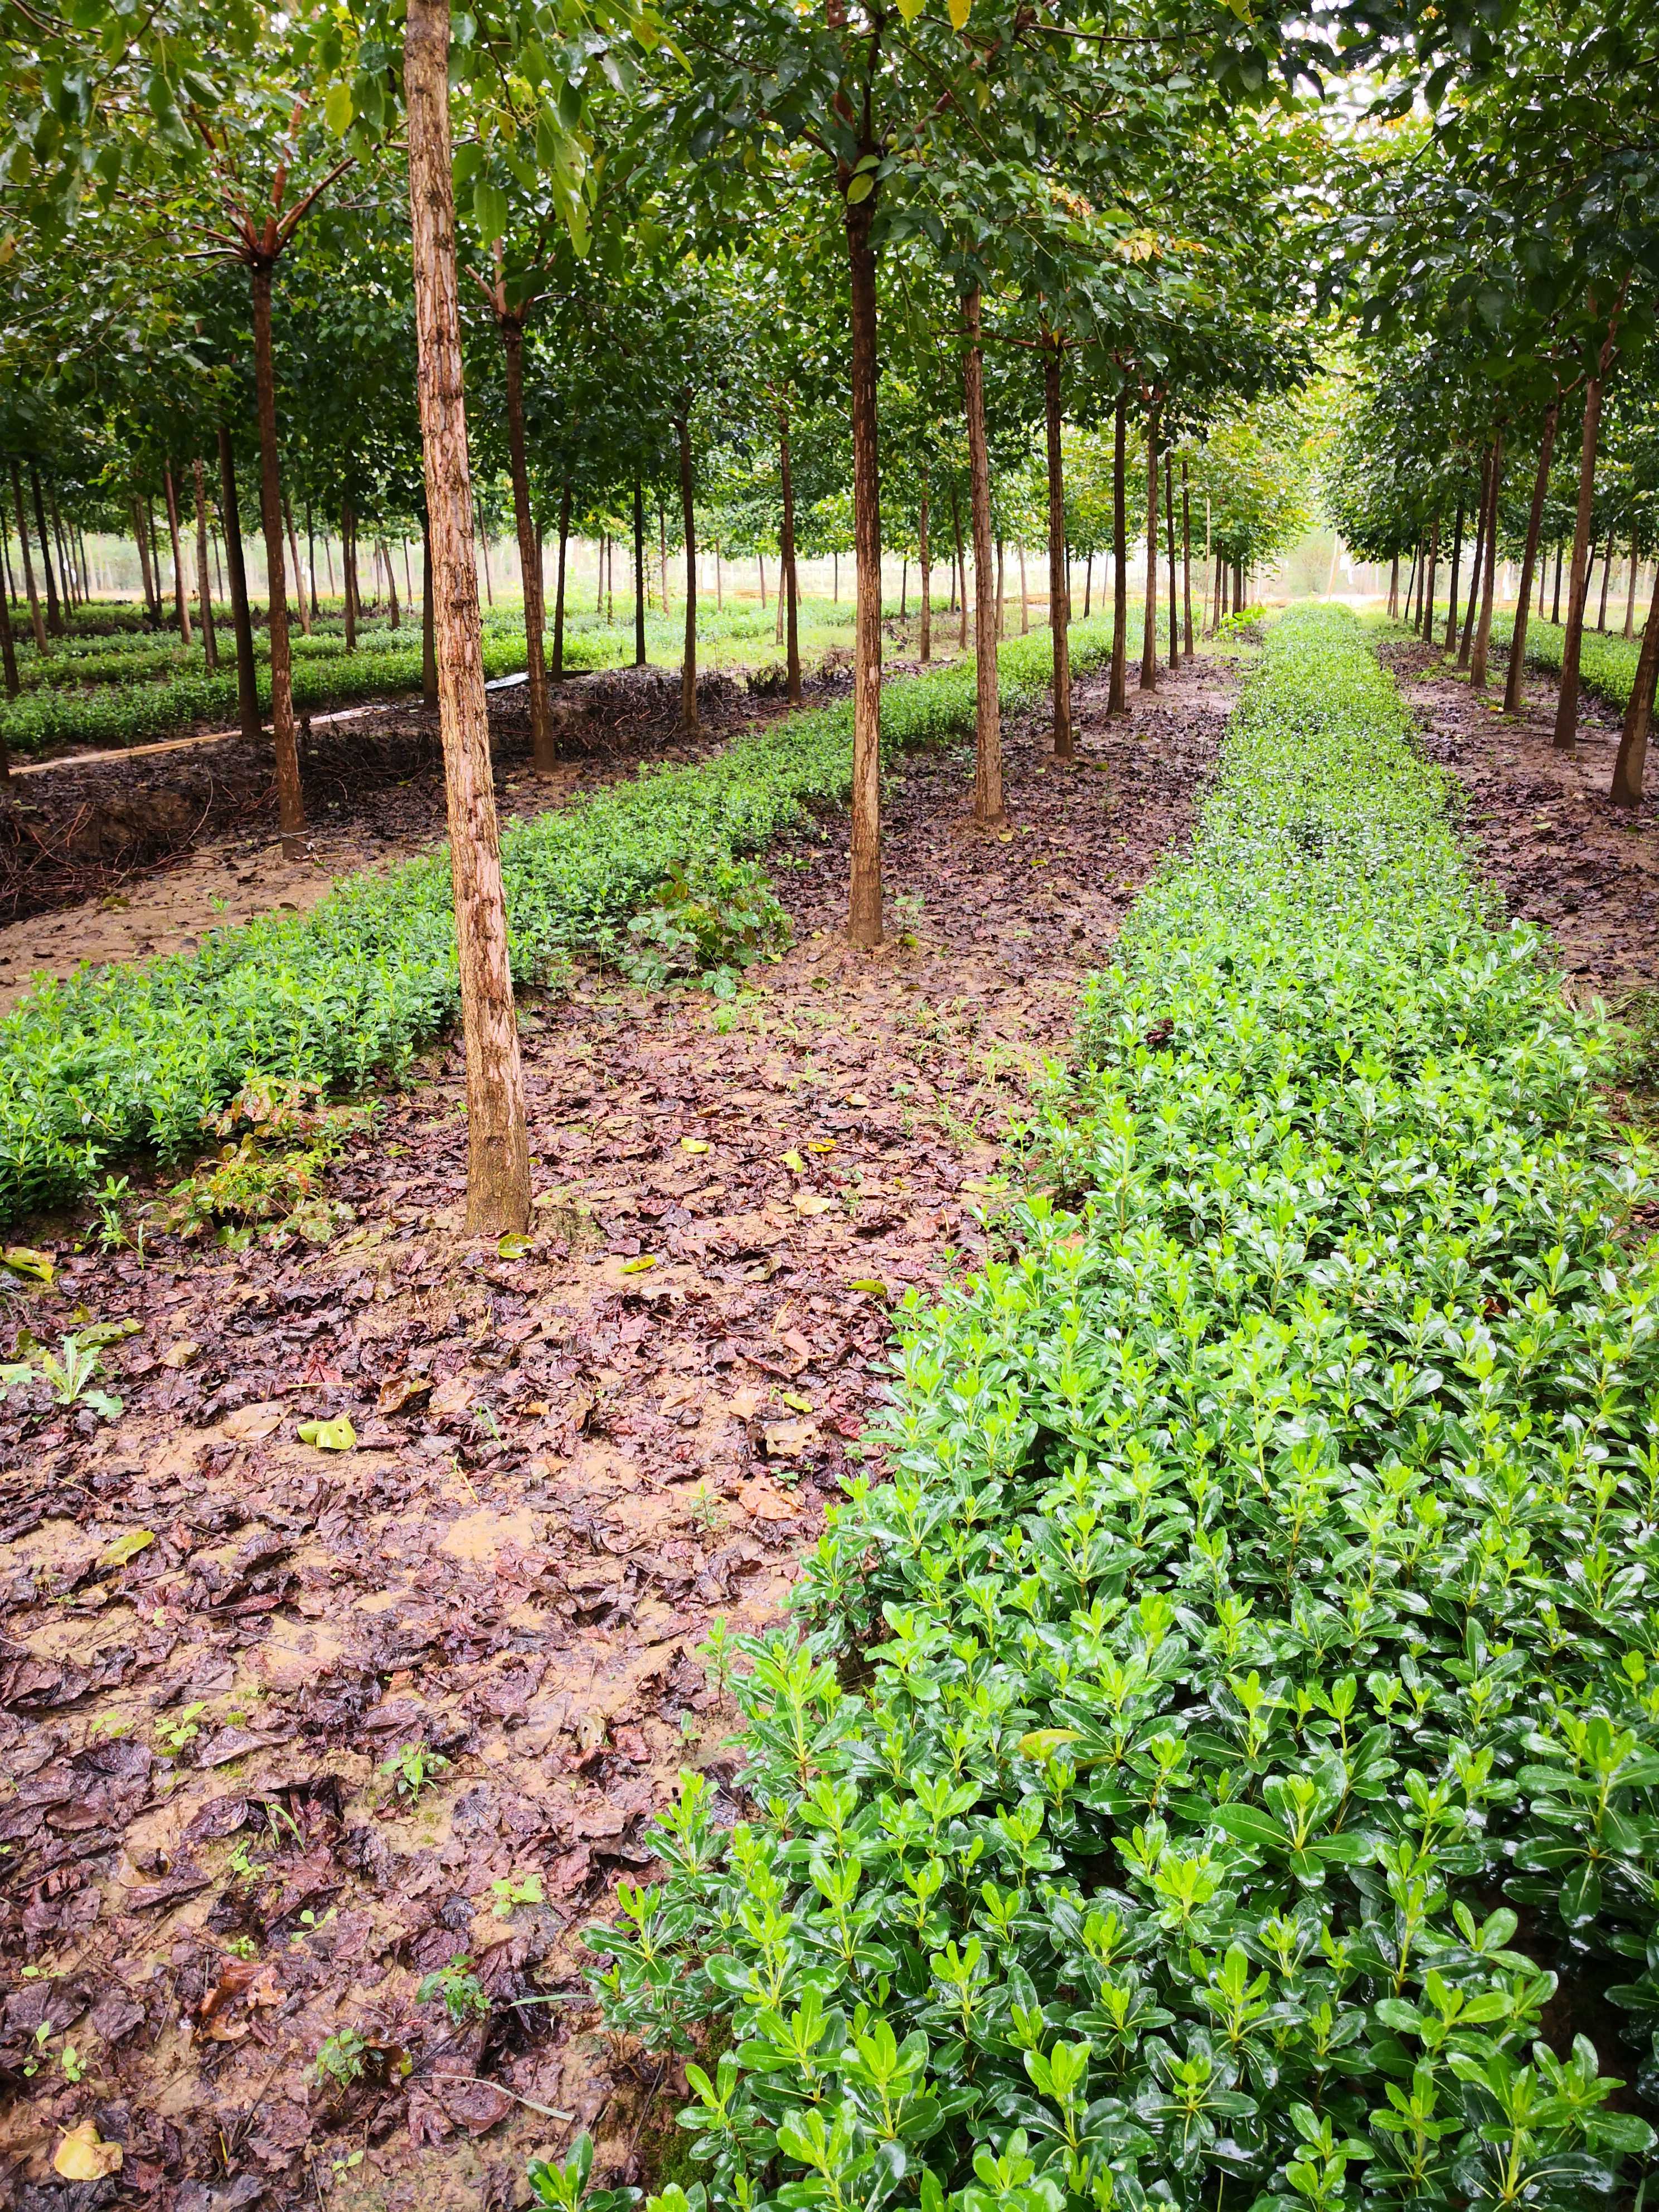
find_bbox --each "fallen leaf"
[806,1138,837,1153]
[761,1418,819,1460]
[54,2123,122,2181]
[297,1415,356,1452]
[497,1232,533,1259]
[247,1964,284,2007]
[848,1277,889,1298]
[739,1474,800,1521]
[681,1138,710,1154]
[844,1093,869,1108]
[160,1340,200,1370]
[377,1372,433,1416]
[728,1386,761,1419]
[620,1254,658,1274]
[780,1391,814,1414]
[429,1374,476,1419]
[782,1149,806,1173]
[2,1244,55,1285]
[222,1401,284,1443]
[99,1528,156,1571]
[793,1192,835,1216]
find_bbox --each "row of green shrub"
[0,620,1110,1220]
[1496,613,1645,720]
[593,607,1658,2212]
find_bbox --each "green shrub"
[0,621,1112,1220]
[1495,613,1642,717]
[588,609,1658,2212]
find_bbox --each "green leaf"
[297,1416,357,1452]
[99,1528,155,1570]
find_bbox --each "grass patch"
[590,607,1659,2212]
[0,619,1112,1225]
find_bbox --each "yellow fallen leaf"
[99,1528,156,1570]
[54,2123,123,2181]
[297,1416,356,1452]
[844,1093,869,1109]
[848,1277,888,1298]
[793,1192,835,1216]
[806,1138,837,1153]
[3,1244,55,1284]
[620,1254,658,1275]
[497,1231,533,1259]
[781,1391,814,1414]
[782,1150,806,1173]
[997,831,1014,845]
[681,1137,709,1153]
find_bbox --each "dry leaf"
[160,1339,200,1370]
[223,1401,284,1442]
[739,1474,799,1521]
[429,1374,476,1418]
[793,1192,835,1216]
[377,1372,433,1415]
[54,2123,123,2181]
[761,1419,819,1459]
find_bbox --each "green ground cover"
[592,607,1659,2212]
[0,619,1113,1224]
[1498,614,1643,720]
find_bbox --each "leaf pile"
[594,608,1659,2212]
[0,620,1115,1223]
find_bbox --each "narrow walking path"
[0,654,1235,2207]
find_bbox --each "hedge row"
[592,607,1658,2212]
[0,620,1112,1221]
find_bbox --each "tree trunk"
[845,186,883,948]
[50,490,76,609]
[918,471,932,665]
[1387,552,1399,620]
[1019,541,1029,635]
[13,466,47,652]
[1460,455,1488,667]
[1503,408,1556,714]
[659,502,670,613]
[1597,540,1613,633]
[632,476,647,669]
[420,512,439,708]
[1139,403,1160,692]
[192,459,219,673]
[1109,389,1128,715]
[1610,563,1659,808]
[1083,552,1092,620]
[307,499,319,622]
[1555,341,1615,748]
[405,0,530,1237]
[1042,343,1073,755]
[30,467,61,634]
[1181,459,1194,658]
[499,322,554,772]
[552,482,570,679]
[779,406,801,704]
[950,490,968,652]
[1624,535,1639,641]
[342,500,358,649]
[0,537,17,705]
[1164,449,1178,670]
[250,262,305,849]
[1470,435,1505,691]
[282,492,311,637]
[1420,515,1438,642]
[218,429,261,741]
[758,547,767,610]
[962,288,1003,824]
[161,462,193,645]
[996,536,1004,642]
[477,518,494,606]
[1443,497,1464,654]
[677,410,698,735]
[383,539,400,628]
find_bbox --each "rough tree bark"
[405,0,531,1236]
[1181,459,1193,658]
[951,490,968,651]
[1443,497,1464,655]
[633,477,647,668]
[249,262,305,849]
[162,463,193,646]
[501,317,554,773]
[1109,390,1127,714]
[1420,516,1438,643]
[421,513,438,709]
[1139,403,1160,692]
[1042,342,1072,755]
[963,288,1003,823]
[1460,453,1489,667]
[918,469,932,666]
[1387,552,1399,622]
[1164,450,1177,671]
[779,406,801,705]
[677,410,698,735]
[12,465,47,652]
[1610,564,1659,808]
[1555,311,1622,749]
[192,460,219,673]
[30,467,61,635]
[1503,407,1557,715]
[217,431,261,741]
[846,185,883,948]
[1470,435,1505,692]
[552,482,570,680]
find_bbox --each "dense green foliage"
[0,619,1112,1223]
[1496,614,1643,720]
[593,609,1659,2212]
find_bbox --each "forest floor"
[1382,634,1659,1004]
[0,664,790,1003]
[0,649,1231,2210]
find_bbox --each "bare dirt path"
[1384,637,1659,1004]
[0,653,1233,2211]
